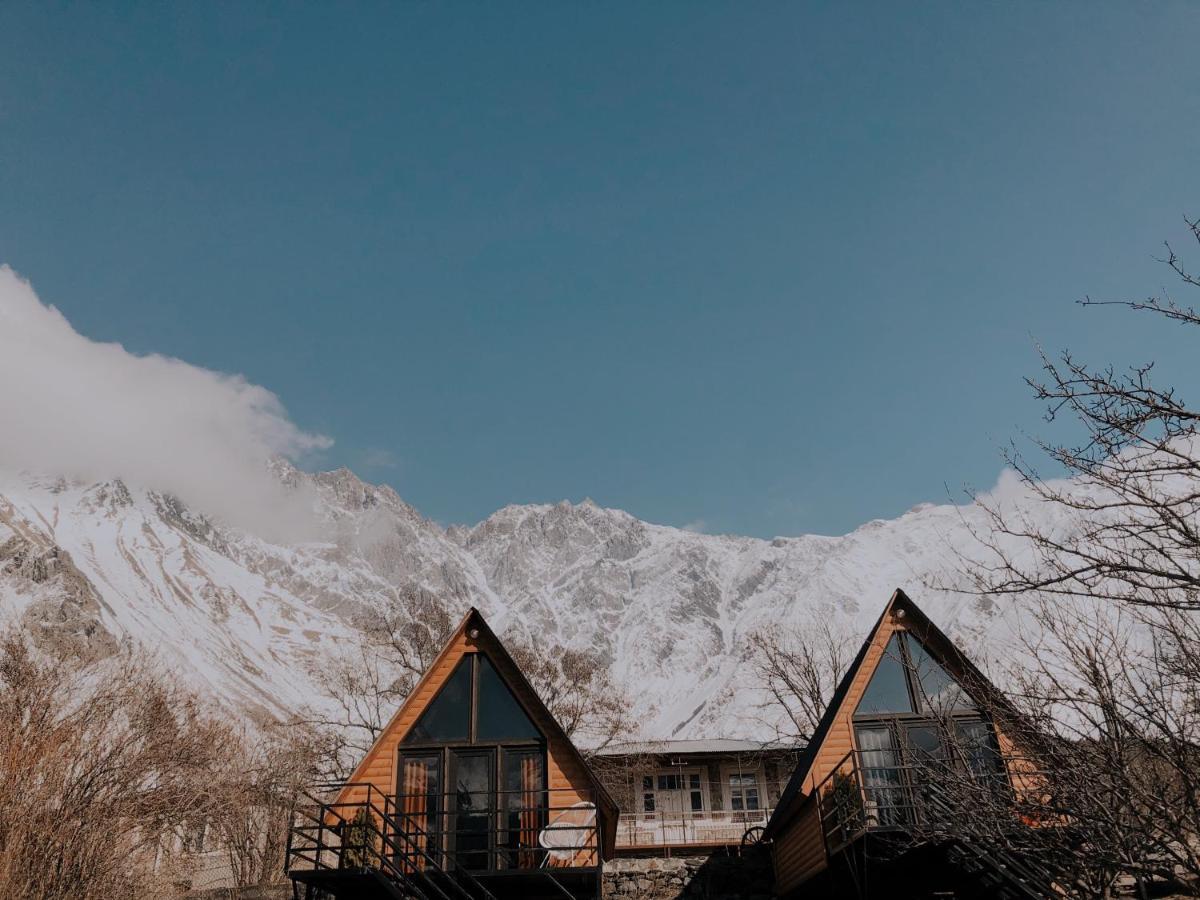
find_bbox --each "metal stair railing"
[286,782,499,900]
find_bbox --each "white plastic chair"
[538,801,597,867]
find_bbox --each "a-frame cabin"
[763,589,1053,900]
[287,608,619,900]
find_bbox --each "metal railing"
[814,750,1020,853]
[286,781,498,900]
[813,752,1061,898]
[285,782,601,900]
[387,786,602,872]
[614,807,774,849]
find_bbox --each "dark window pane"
[856,634,914,715]
[500,749,545,869]
[957,721,1002,778]
[690,791,703,811]
[688,773,701,790]
[643,793,655,812]
[905,724,947,762]
[406,656,471,743]
[731,795,744,811]
[907,635,977,714]
[476,654,541,741]
[641,776,653,791]
[745,789,759,811]
[452,750,493,870]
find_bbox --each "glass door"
[450,749,495,871]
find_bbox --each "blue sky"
[2,3,1198,537]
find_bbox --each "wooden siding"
[771,798,826,895]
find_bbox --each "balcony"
[815,749,1022,855]
[614,808,773,850]
[286,782,603,900]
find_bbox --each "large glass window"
[857,634,915,715]
[855,632,979,718]
[403,652,545,745]
[907,636,977,714]
[476,655,541,741]
[451,750,493,870]
[855,725,907,826]
[405,656,471,743]
[499,748,545,869]
[397,753,442,869]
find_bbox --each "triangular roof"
[763,588,1021,839]
[339,607,620,857]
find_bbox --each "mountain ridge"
[0,463,1021,741]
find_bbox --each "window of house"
[906,636,977,714]
[406,655,472,742]
[728,773,760,812]
[856,634,915,715]
[688,772,704,812]
[476,654,541,741]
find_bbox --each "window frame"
[720,766,765,815]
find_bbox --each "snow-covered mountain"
[0,463,1030,739]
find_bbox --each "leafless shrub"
[208,724,325,888]
[0,629,233,900]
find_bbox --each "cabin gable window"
[476,654,541,741]
[406,656,472,743]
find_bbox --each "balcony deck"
[614,808,772,851]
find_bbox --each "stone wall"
[603,849,774,900]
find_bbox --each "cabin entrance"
[449,749,494,870]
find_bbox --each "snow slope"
[0,463,1035,739]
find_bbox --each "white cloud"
[681,519,708,534]
[360,447,400,470]
[0,266,332,539]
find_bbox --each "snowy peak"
[0,466,1018,740]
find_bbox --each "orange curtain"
[400,759,429,872]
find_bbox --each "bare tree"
[943,216,1200,897]
[507,638,634,751]
[208,724,324,888]
[749,620,854,741]
[970,218,1200,614]
[0,630,233,900]
[299,586,455,776]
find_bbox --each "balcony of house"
[614,805,775,851]
[286,781,604,900]
[590,740,800,854]
[814,748,1035,856]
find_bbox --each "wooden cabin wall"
[771,798,827,895]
